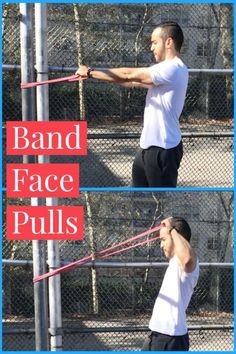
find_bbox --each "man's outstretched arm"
[76,65,154,88]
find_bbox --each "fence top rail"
[3,259,233,268]
[2,64,234,75]
[87,132,234,139]
[2,324,234,335]
[1,128,234,140]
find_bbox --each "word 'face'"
[7,164,80,197]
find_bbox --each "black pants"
[132,142,183,188]
[141,331,189,351]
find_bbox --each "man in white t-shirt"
[76,21,188,187]
[142,216,199,351]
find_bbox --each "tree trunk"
[220,4,233,117]
[217,193,233,262]
[73,4,86,121]
[85,192,99,315]
[137,193,163,308]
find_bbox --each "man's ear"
[166,37,173,48]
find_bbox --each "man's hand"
[161,216,197,273]
[76,65,89,78]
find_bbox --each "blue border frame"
[1,1,235,353]
[0,2,3,351]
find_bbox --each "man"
[76,21,188,187]
[142,216,199,351]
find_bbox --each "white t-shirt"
[149,255,199,336]
[140,57,188,149]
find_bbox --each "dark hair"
[170,216,191,242]
[155,21,184,52]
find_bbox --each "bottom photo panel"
[3,191,234,351]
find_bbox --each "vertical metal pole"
[32,208,49,351]
[35,3,62,350]
[20,3,49,351]
[33,3,50,351]
[20,3,35,164]
[47,198,63,351]
[35,3,49,128]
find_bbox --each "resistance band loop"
[100,234,162,260]
[33,224,164,283]
[21,74,86,89]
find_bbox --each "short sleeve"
[149,61,178,86]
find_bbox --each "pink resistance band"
[33,224,164,283]
[21,74,86,89]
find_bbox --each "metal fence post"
[20,3,49,351]
[47,208,63,350]
[33,3,51,351]
[20,3,35,145]
[32,221,49,351]
[35,3,63,350]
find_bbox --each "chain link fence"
[2,3,234,187]
[3,191,234,351]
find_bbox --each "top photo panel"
[3,3,233,188]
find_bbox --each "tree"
[219,4,233,117]
[73,4,86,121]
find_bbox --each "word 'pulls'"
[7,206,84,240]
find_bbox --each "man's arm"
[170,229,197,273]
[162,217,197,273]
[115,81,153,89]
[76,65,154,86]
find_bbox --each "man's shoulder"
[173,254,199,275]
[150,58,188,75]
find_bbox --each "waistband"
[142,140,183,151]
[151,330,188,338]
